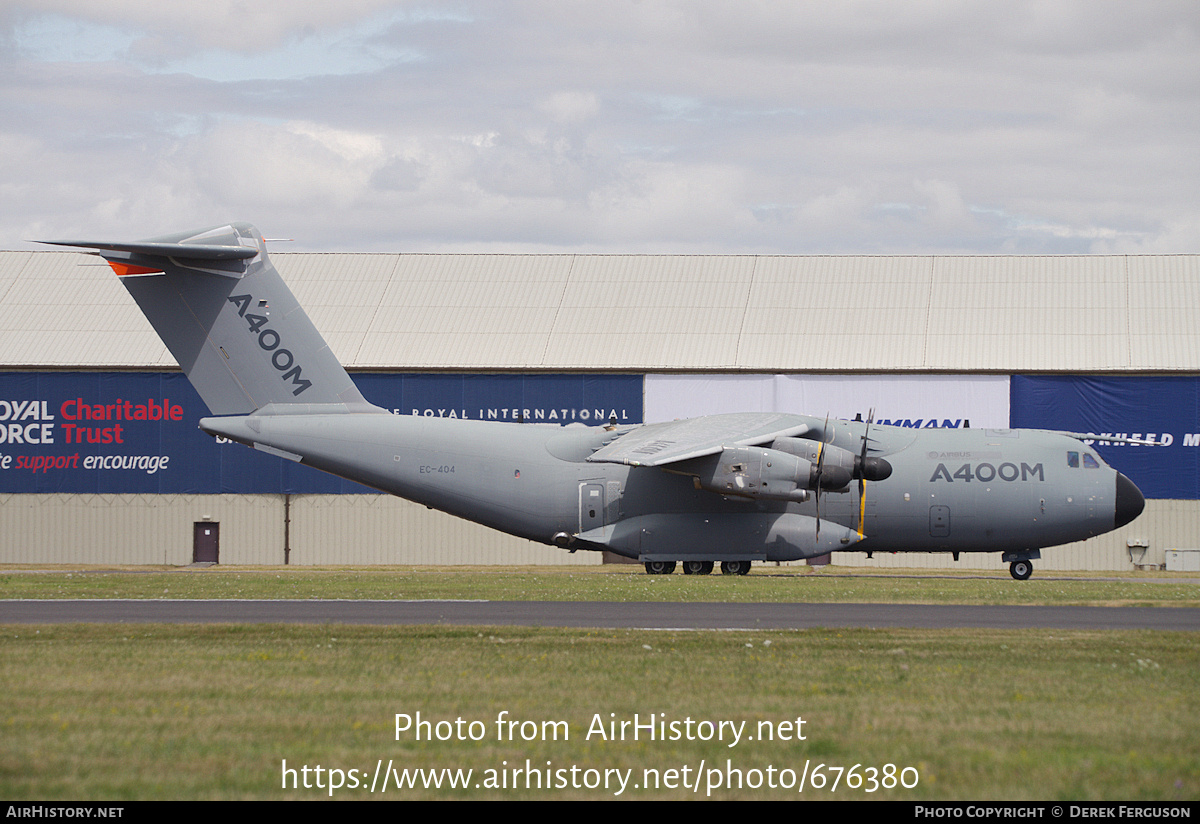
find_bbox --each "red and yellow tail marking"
[107,261,163,277]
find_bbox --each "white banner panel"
[644,374,1010,429]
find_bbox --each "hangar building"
[0,247,1196,571]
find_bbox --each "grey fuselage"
[202,409,1139,563]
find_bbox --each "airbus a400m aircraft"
[44,223,1146,580]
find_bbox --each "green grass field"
[1,623,1196,800]
[2,566,1198,800]
[2,564,1198,606]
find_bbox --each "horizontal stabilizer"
[39,239,259,261]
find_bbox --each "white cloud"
[539,91,600,124]
[1,1,1198,253]
[7,1,410,57]
[586,161,749,245]
[189,120,388,210]
[1092,213,1200,254]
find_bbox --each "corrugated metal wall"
[743,256,932,370]
[0,494,596,566]
[7,250,1200,372]
[0,493,1192,571]
[285,494,592,565]
[0,494,281,565]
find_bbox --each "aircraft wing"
[586,413,810,467]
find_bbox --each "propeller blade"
[857,409,874,536]
[815,414,829,540]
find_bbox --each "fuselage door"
[606,481,622,524]
[580,482,606,532]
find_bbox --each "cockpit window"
[1083,453,1100,469]
[1067,451,1079,468]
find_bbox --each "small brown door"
[193,522,219,563]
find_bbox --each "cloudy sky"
[2,1,1198,253]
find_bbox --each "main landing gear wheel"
[644,560,676,575]
[720,560,751,576]
[682,561,714,575]
[1009,559,1033,581]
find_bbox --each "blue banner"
[0,372,643,494]
[6,371,1191,498]
[1010,375,1200,499]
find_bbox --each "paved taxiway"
[3,600,1197,630]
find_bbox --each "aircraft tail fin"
[42,223,371,416]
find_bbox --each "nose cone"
[1114,473,1145,528]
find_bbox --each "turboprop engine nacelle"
[771,436,893,485]
[680,445,851,502]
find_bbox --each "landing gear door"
[580,482,606,532]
